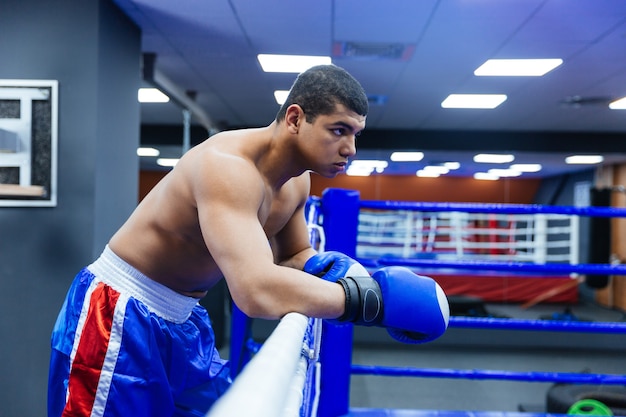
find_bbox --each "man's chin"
[311,170,338,179]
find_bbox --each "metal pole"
[182,108,191,153]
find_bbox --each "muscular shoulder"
[179,136,265,209]
[280,172,311,205]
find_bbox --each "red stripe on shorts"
[62,283,120,417]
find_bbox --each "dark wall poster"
[0,80,58,207]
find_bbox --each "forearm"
[233,265,345,320]
[276,246,318,271]
[288,273,345,319]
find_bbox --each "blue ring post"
[318,188,361,417]
[228,303,252,380]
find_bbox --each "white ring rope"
[283,317,324,417]
[282,350,309,416]
[206,312,311,417]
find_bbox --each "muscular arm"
[192,154,343,320]
[269,175,318,270]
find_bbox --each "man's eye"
[332,128,345,136]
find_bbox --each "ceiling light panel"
[609,97,626,110]
[274,90,289,105]
[346,167,373,176]
[474,172,499,181]
[488,168,521,177]
[474,59,563,76]
[350,160,388,171]
[441,94,507,109]
[257,54,331,73]
[138,88,170,103]
[422,166,449,175]
[416,170,440,178]
[346,160,389,176]
[137,147,160,157]
[390,151,424,161]
[565,155,604,164]
[510,163,541,172]
[157,158,179,167]
[474,153,515,163]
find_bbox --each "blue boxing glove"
[303,251,369,282]
[373,266,449,343]
[333,266,450,344]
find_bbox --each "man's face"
[299,104,366,178]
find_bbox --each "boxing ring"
[208,188,626,417]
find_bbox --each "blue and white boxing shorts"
[48,246,231,417]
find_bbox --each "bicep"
[202,196,272,275]
[194,165,275,293]
[191,161,342,319]
[270,203,315,269]
[271,174,316,269]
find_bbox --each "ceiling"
[112,0,626,178]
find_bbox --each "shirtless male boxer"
[48,64,449,417]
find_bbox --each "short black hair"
[276,64,368,123]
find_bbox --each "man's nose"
[341,136,357,157]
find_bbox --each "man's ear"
[285,104,304,134]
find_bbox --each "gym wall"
[140,170,541,204]
[0,1,141,416]
[309,173,541,204]
[597,164,626,311]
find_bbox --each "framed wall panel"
[0,80,58,207]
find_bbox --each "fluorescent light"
[350,160,388,173]
[347,160,388,176]
[474,59,563,76]
[474,153,515,163]
[346,166,373,176]
[274,90,290,105]
[417,163,457,177]
[390,151,424,162]
[510,163,542,173]
[350,160,388,169]
[423,165,449,175]
[138,88,170,103]
[156,158,179,167]
[609,97,626,110]
[488,168,521,177]
[565,155,604,165]
[137,147,160,157]
[474,172,499,181]
[416,170,440,178]
[441,94,507,109]
[257,54,331,73]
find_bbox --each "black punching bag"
[586,188,611,289]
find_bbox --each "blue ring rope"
[359,200,626,218]
[449,316,626,333]
[359,257,626,333]
[351,365,626,384]
[372,257,626,276]
[313,195,626,396]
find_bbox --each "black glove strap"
[337,276,384,326]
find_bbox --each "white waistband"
[88,245,199,323]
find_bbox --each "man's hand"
[303,251,369,281]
